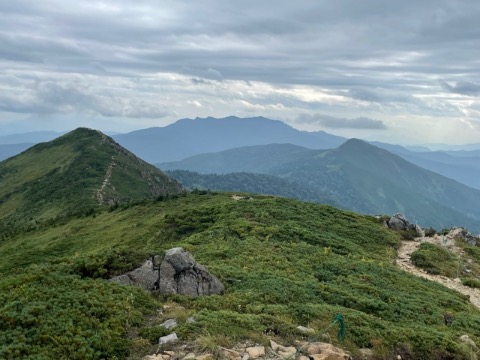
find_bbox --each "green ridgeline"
[0,128,184,235]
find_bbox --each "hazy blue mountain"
[370,141,480,190]
[113,116,346,163]
[425,143,480,151]
[159,143,312,174]
[446,149,480,157]
[0,143,34,161]
[161,140,480,232]
[0,131,63,144]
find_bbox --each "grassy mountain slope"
[2,193,480,359]
[161,140,480,232]
[114,116,345,163]
[0,128,183,232]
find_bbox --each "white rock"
[160,318,177,330]
[159,333,178,345]
[246,346,265,359]
[181,353,196,360]
[297,325,315,334]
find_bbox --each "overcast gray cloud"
[296,114,387,130]
[1,0,480,144]
[440,80,480,96]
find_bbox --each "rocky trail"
[396,229,480,310]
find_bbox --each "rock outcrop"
[108,259,157,291]
[110,247,224,296]
[456,228,480,246]
[159,247,224,296]
[386,213,411,230]
[386,213,424,237]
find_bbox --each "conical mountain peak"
[0,128,184,226]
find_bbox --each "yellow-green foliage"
[1,193,479,359]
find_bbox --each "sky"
[1,0,480,145]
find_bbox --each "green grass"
[0,266,160,359]
[1,193,480,359]
[411,243,461,278]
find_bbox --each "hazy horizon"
[1,115,479,151]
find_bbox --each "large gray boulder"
[110,247,224,296]
[159,247,224,296]
[387,213,411,230]
[386,213,424,237]
[109,259,158,291]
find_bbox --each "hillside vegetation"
[1,193,480,359]
[166,170,339,206]
[0,128,183,235]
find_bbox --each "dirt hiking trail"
[396,228,480,310]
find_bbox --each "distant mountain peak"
[113,116,346,163]
[337,138,378,152]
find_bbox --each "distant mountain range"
[162,140,480,232]
[0,128,183,230]
[0,131,63,144]
[112,116,346,163]
[2,116,479,190]
[371,142,480,190]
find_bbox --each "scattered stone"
[306,342,350,359]
[220,348,242,360]
[297,325,315,334]
[298,356,309,360]
[456,228,480,246]
[278,347,296,358]
[196,355,214,360]
[246,346,265,359]
[160,319,177,330]
[459,334,478,349]
[232,195,253,201]
[159,333,178,345]
[424,227,437,237]
[241,355,250,360]
[181,353,196,360]
[143,355,166,360]
[163,351,175,357]
[414,224,424,237]
[270,340,281,352]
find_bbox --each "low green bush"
[461,277,480,288]
[411,243,460,278]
